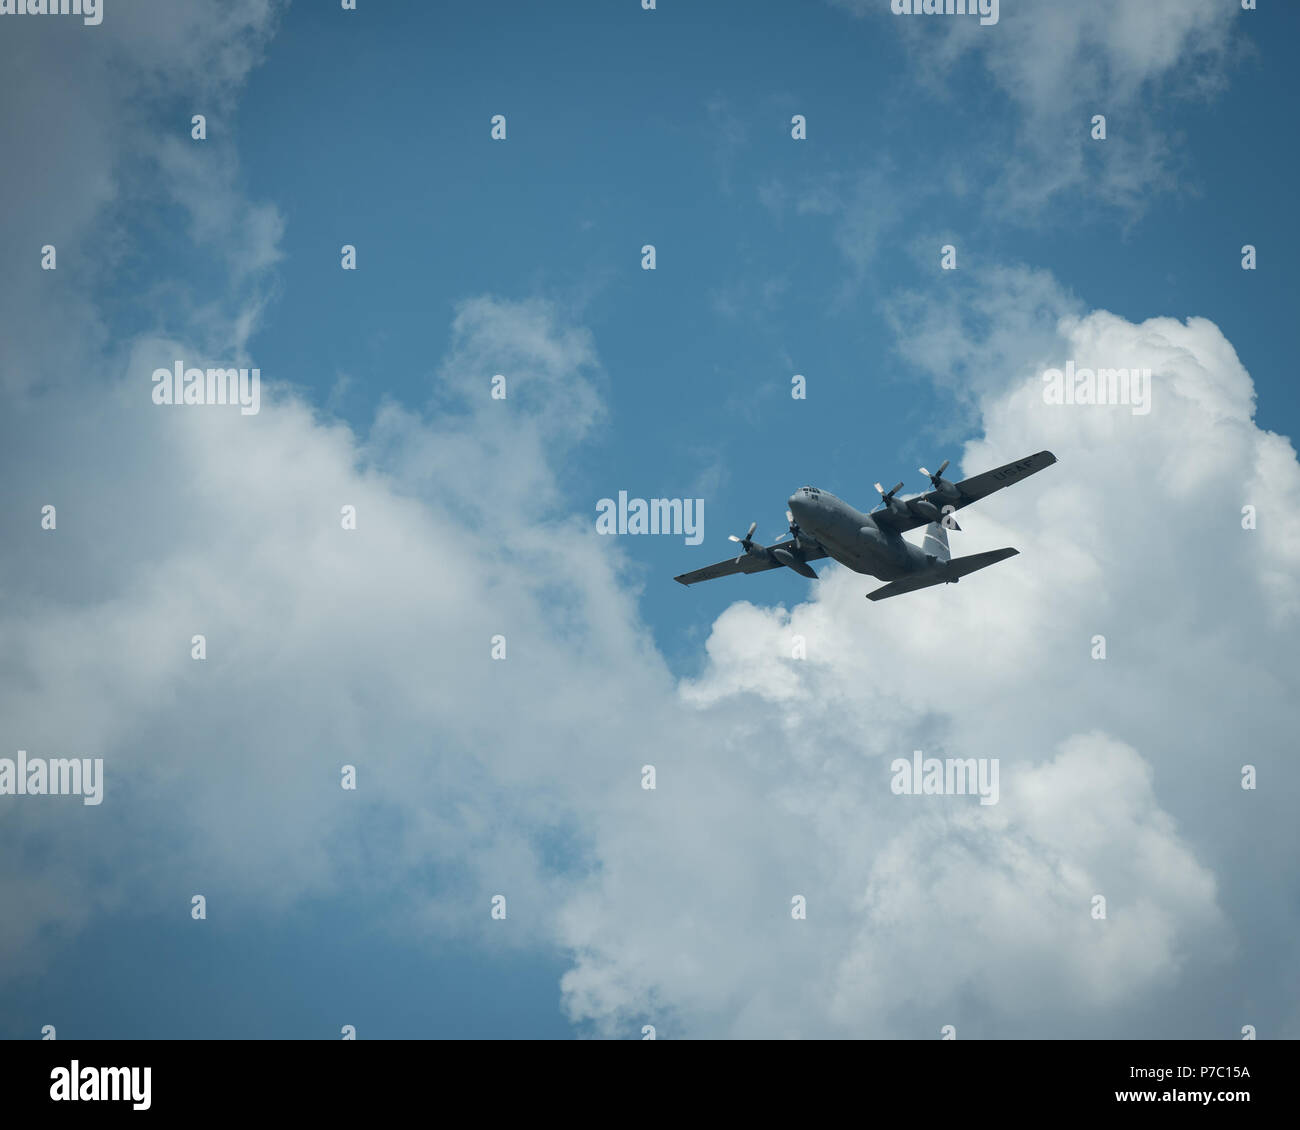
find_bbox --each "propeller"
[919,460,960,526]
[727,515,818,578]
[728,521,760,563]
[875,481,908,519]
[920,459,957,496]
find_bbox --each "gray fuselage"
[788,486,936,581]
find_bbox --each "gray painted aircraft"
[674,450,1057,601]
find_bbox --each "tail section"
[866,547,1018,602]
[944,546,1018,579]
[921,521,950,564]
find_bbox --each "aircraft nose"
[788,491,806,517]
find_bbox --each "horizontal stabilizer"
[866,547,1018,602]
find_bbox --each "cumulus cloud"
[556,286,1299,1037]
[7,255,1297,1039]
[829,734,1223,1029]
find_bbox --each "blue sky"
[3,0,1299,1039]
[220,0,1299,668]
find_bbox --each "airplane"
[673,450,1057,601]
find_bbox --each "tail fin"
[922,521,950,564]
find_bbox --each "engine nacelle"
[772,547,818,579]
[907,497,941,522]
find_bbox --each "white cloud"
[0,0,283,396]
[5,271,1297,1034]
[829,0,1239,213]
[555,290,1298,1037]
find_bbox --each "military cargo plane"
[673,450,1057,601]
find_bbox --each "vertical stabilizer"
[922,521,950,564]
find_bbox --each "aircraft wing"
[674,540,828,586]
[870,450,1057,534]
